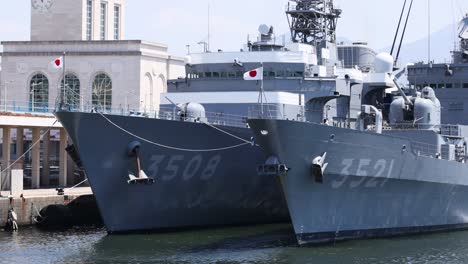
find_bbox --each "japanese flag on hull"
[243,67,263,81]
[51,56,63,69]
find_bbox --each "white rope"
[202,121,252,144]
[0,120,59,175]
[67,178,88,191]
[98,112,251,152]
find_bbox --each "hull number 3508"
[147,155,222,181]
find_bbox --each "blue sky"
[0,0,467,58]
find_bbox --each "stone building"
[1,0,185,113]
[0,0,185,189]
[31,0,126,41]
[1,40,184,113]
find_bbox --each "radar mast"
[286,0,341,46]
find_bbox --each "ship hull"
[55,111,289,233]
[249,119,468,245]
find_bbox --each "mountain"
[381,24,459,66]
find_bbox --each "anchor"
[127,141,155,185]
[311,152,328,183]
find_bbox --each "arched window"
[60,74,81,109]
[154,75,166,109]
[144,73,153,111]
[92,73,112,111]
[29,74,49,112]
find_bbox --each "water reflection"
[85,225,295,263]
[1,225,468,264]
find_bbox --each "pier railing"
[247,104,285,120]
[0,100,55,115]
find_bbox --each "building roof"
[0,40,184,62]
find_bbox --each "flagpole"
[62,51,66,106]
[260,62,264,117]
[261,77,264,117]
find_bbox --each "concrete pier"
[2,127,11,190]
[0,187,92,227]
[59,128,69,187]
[42,129,51,187]
[31,127,41,189]
[0,113,96,228]
[0,113,75,189]
[16,128,24,167]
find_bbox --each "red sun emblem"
[55,59,61,67]
[249,70,257,78]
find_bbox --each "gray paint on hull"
[56,111,289,233]
[249,119,468,245]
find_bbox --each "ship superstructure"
[249,52,468,245]
[55,0,377,233]
[408,14,468,125]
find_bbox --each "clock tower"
[31,0,126,41]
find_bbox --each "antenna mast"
[286,0,341,45]
[428,0,431,63]
[390,0,407,56]
[395,0,414,67]
[208,4,211,52]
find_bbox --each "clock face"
[31,0,54,12]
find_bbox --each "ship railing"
[440,125,462,137]
[247,104,285,120]
[0,101,249,128]
[388,123,441,132]
[386,123,440,131]
[285,2,297,12]
[285,1,337,15]
[410,141,439,158]
[155,106,248,128]
[386,123,462,137]
[204,112,248,128]
[285,1,322,12]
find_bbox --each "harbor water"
[1,224,468,263]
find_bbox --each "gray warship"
[249,23,468,245]
[55,0,376,233]
[408,14,468,125]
